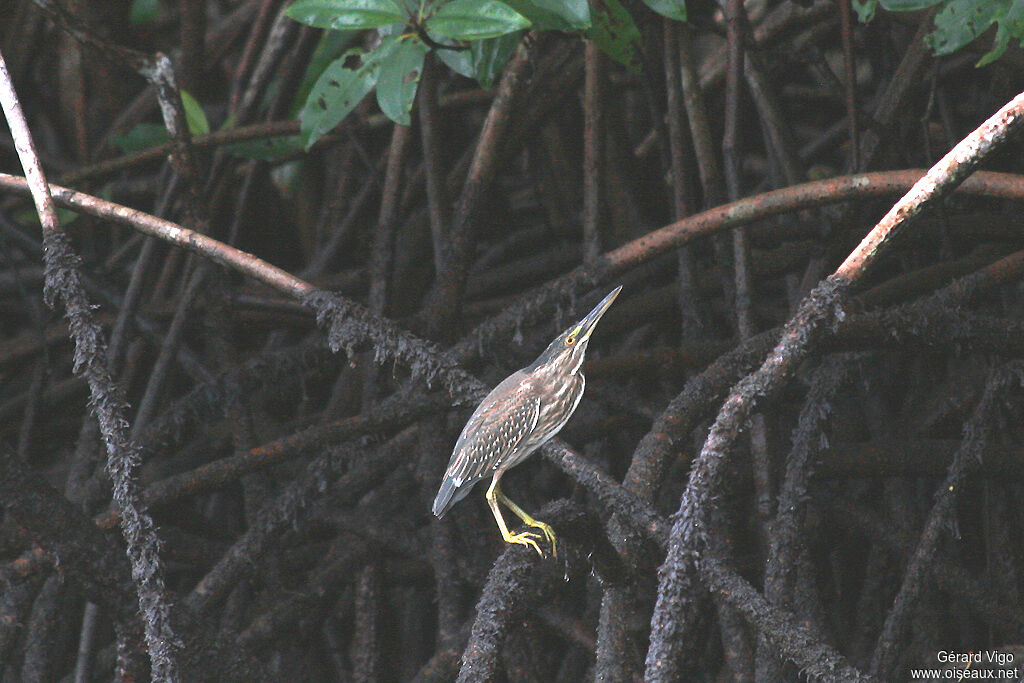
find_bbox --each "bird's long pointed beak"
[578,285,622,341]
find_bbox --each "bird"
[432,286,622,557]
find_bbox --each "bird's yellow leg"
[485,478,543,556]
[494,486,557,557]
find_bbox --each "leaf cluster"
[855,0,1024,66]
[286,0,687,147]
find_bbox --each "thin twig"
[0,49,181,681]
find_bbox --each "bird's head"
[532,286,622,376]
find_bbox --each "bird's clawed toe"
[507,530,545,556]
[507,524,556,558]
[526,520,557,557]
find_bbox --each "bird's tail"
[432,476,461,518]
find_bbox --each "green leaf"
[874,0,1024,65]
[470,31,521,88]
[435,45,476,79]
[180,90,210,136]
[299,37,398,147]
[224,135,306,159]
[376,37,428,125]
[427,0,531,40]
[292,30,359,117]
[587,0,642,70]
[299,55,377,147]
[434,31,520,88]
[286,0,406,29]
[878,0,943,12]
[534,0,590,26]
[110,123,168,152]
[852,0,878,22]
[499,0,590,29]
[925,0,1001,54]
[641,0,686,21]
[977,0,1024,65]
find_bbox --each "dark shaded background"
[2,0,1024,681]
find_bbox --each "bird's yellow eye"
[566,330,578,346]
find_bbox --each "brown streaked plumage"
[432,286,622,556]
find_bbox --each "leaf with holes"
[587,0,642,70]
[976,0,1024,65]
[926,0,1002,55]
[286,0,407,29]
[299,35,399,147]
[376,37,428,125]
[291,30,359,118]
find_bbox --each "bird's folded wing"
[447,388,541,486]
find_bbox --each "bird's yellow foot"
[525,520,557,557]
[507,530,544,557]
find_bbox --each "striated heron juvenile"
[432,286,622,556]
